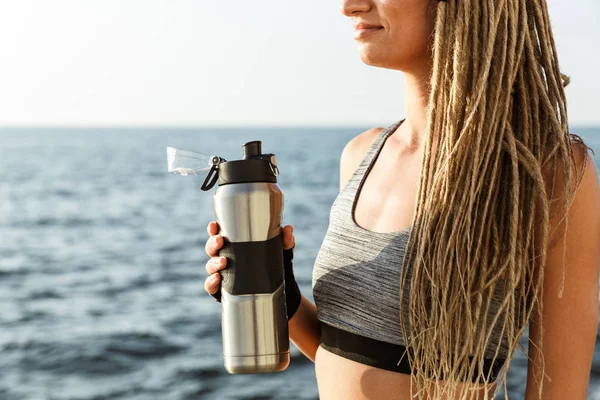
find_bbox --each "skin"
[204,0,600,398]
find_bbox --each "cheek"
[383,1,436,55]
[377,0,430,10]
[377,0,411,7]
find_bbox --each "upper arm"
[339,127,383,192]
[525,143,600,400]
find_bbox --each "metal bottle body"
[213,181,290,374]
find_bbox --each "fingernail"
[210,274,217,281]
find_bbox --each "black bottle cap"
[243,141,262,159]
[217,140,277,186]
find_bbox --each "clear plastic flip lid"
[166,147,221,176]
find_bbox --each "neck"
[399,63,432,151]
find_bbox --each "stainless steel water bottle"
[166,142,290,374]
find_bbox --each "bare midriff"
[315,345,497,400]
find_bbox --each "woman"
[204,0,599,399]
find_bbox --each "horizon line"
[1,123,600,130]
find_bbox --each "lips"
[353,26,383,40]
[354,23,384,30]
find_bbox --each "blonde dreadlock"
[397,0,593,398]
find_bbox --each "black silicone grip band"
[218,234,285,296]
[210,238,302,321]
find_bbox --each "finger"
[204,273,221,295]
[282,225,295,250]
[205,256,227,275]
[205,234,223,257]
[207,221,220,236]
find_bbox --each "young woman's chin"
[357,46,421,72]
[356,44,394,68]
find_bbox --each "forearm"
[524,379,590,400]
[525,389,588,400]
[288,295,321,362]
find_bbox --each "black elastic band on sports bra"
[319,322,505,383]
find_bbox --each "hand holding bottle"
[204,221,302,320]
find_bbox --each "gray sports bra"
[311,118,516,382]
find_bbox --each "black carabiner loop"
[201,163,219,191]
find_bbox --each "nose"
[340,0,371,17]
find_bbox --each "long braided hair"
[397,0,593,398]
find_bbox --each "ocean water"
[0,125,598,400]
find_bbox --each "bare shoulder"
[541,138,598,193]
[541,139,599,247]
[339,127,384,192]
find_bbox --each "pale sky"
[0,1,598,127]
